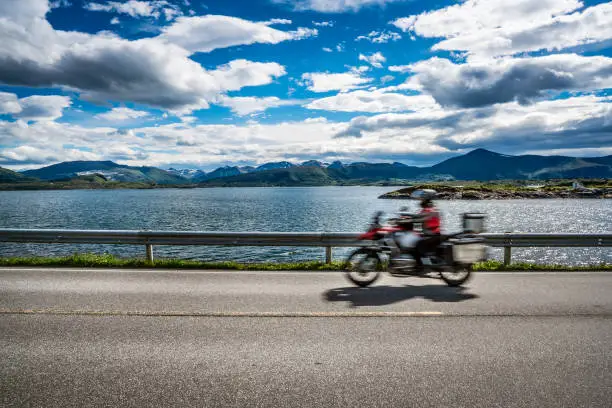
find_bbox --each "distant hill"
[254,161,295,172]
[197,149,612,186]
[10,149,612,189]
[22,161,189,185]
[167,168,206,179]
[429,149,612,180]
[199,166,338,187]
[0,166,38,183]
[332,161,421,181]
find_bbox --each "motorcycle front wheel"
[440,265,472,287]
[344,248,382,287]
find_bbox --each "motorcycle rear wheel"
[345,248,382,287]
[440,265,472,287]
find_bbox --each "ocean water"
[0,187,610,265]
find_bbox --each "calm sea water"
[0,187,610,265]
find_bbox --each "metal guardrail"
[0,229,610,265]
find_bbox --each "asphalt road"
[1,268,611,407]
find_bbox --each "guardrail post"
[504,247,511,266]
[325,246,332,264]
[146,244,154,263]
[503,232,512,265]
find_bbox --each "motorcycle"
[345,211,487,287]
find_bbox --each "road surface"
[1,268,611,407]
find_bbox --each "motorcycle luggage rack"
[462,213,486,234]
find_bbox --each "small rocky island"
[379,181,612,200]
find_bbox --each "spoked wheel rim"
[346,250,381,285]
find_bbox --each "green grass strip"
[472,260,612,271]
[0,253,609,271]
[0,253,347,271]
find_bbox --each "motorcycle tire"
[440,265,472,287]
[344,248,382,287]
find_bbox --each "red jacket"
[420,207,441,235]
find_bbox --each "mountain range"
[1,149,610,187]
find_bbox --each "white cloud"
[388,65,411,73]
[402,54,612,108]
[96,107,151,121]
[322,47,333,52]
[211,60,286,92]
[219,96,302,116]
[159,15,317,54]
[263,18,293,25]
[306,90,438,113]
[16,95,72,121]
[334,95,612,154]
[110,17,120,24]
[50,0,71,8]
[436,3,612,58]
[0,0,50,23]
[0,4,302,113]
[85,0,183,20]
[273,0,404,13]
[0,92,71,121]
[313,21,334,27]
[0,92,21,115]
[392,0,582,37]
[380,75,394,84]
[355,30,401,43]
[2,95,611,168]
[392,0,612,58]
[301,70,372,92]
[359,52,386,68]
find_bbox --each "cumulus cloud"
[211,60,286,92]
[313,21,334,27]
[85,0,183,21]
[0,0,50,23]
[0,92,21,115]
[402,54,612,108]
[273,0,404,13]
[96,107,151,121]
[0,92,71,121]
[218,96,302,115]
[301,69,372,92]
[16,95,72,121]
[355,30,401,43]
[2,95,611,168]
[334,95,612,155]
[306,90,438,113]
[392,0,612,58]
[359,52,386,68]
[0,116,346,167]
[159,15,317,53]
[0,3,303,113]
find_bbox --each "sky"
[0,0,611,171]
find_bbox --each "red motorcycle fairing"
[358,226,404,240]
[358,230,380,240]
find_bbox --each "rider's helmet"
[410,189,437,208]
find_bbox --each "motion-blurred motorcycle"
[345,210,487,287]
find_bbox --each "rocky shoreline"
[379,186,612,200]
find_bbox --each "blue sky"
[0,0,611,170]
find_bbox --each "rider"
[410,189,442,272]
